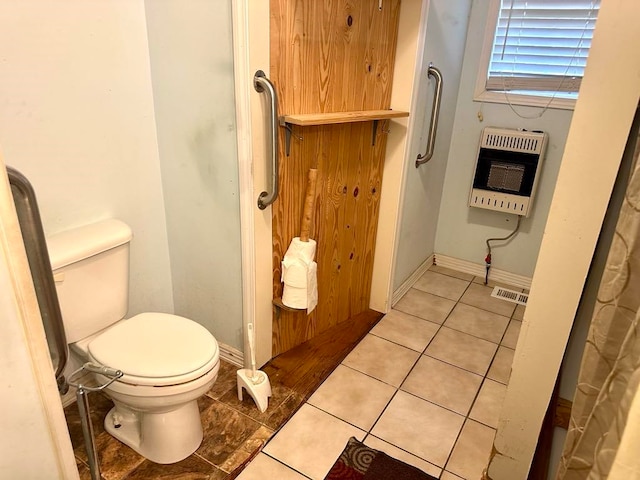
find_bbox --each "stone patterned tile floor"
[65,360,303,480]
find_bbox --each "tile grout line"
[261,450,313,479]
[409,274,504,479]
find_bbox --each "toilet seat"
[87,312,219,387]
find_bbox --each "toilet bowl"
[73,312,220,464]
[48,219,221,464]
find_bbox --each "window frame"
[474,0,583,111]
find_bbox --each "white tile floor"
[237,265,524,480]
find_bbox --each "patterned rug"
[324,437,438,480]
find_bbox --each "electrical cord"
[484,215,522,285]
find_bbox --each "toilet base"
[104,400,203,464]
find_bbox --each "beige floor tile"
[513,304,526,321]
[487,346,515,385]
[444,303,510,343]
[370,309,440,352]
[401,356,482,415]
[364,435,442,478]
[429,264,475,281]
[235,453,308,480]
[425,327,498,376]
[263,404,364,480]
[459,283,516,317]
[342,334,420,387]
[501,319,522,349]
[413,271,470,301]
[308,365,396,430]
[469,379,507,428]
[441,471,465,480]
[394,288,456,324]
[371,391,464,468]
[446,420,495,480]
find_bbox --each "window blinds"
[487,0,600,93]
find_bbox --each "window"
[476,0,600,109]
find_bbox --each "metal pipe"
[7,166,69,393]
[254,70,280,210]
[77,386,101,480]
[68,362,123,480]
[416,64,443,168]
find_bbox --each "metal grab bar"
[416,64,443,168]
[254,70,279,210]
[7,166,69,393]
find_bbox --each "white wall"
[434,0,574,278]
[393,0,472,290]
[145,0,243,350]
[0,1,174,317]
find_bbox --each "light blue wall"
[434,0,574,277]
[393,0,473,290]
[145,0,243,350]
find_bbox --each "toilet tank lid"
[47,219,133,270]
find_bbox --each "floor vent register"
[491,286,528,306]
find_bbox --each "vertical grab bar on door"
[7,166,69,394]
[254,70,279,210]
[416,64,443,168]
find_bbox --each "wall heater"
[469,127,548,217]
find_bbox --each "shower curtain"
[556,133,640,479]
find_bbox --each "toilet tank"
[47,219,133,344]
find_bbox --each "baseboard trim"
[219,343,244,368]
[434,253,532,290]
[392,255,434,307]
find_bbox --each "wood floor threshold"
[264,309,384,399]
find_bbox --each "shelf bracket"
[279,119,302,156]
[371,119,379,146]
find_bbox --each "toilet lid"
[88,313,218,382]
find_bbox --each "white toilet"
[48,219,220,464]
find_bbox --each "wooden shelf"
[279,110,410,155]
[280,109,409,127]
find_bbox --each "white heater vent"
[469,127,548,217]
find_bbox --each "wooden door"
[270,0,402,356]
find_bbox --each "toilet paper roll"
[281,237,318,313]
[306,261,318,313]
[282,237,316,264]
[282,258,308,288]
[281,261,318,313]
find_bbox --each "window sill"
[474,90,577,111]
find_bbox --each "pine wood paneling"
[270,0,401,356]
